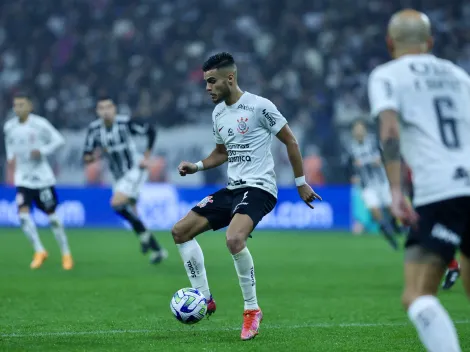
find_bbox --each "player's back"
[369,54,470,206]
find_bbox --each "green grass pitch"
[0,229,469,351]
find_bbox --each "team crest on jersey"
[197,196,213,208]
[237,118,249,134]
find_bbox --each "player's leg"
[460,253,470,299]
[36,187,73,270]
[402,200,464,352]
[16,188,48,268]
[111,170,166,263]
[403,247,461,352]
[228,188,276,340]
[129,200,168,263]
[363,188,398,249]
[172,189,233,316]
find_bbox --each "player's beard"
[214,86,230,104]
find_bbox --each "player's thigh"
[230,187,277,239]
[380,185,392,208]
[403,245,446,308]
[460,214,470,299]
[403,198,467,304]
[111,169,147,207]
[174,188,234,242]
[172,211,212,244]
[460,253,470,299]
[16,187,33,213]
[35,187,59,215]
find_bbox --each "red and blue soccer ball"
[170,288,207,324]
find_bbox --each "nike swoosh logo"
[218,127,224,132]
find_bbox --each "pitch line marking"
[2,320,470,338]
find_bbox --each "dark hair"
[96,94,115,104]
[202,52,235,72]
[13,91,32,101]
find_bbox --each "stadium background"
[3,0,466,231]
[2,1,470,351]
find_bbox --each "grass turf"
[0,229,469,351]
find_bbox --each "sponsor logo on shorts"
[431,223,461,246]
[197,196,213,208]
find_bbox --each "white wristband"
[195,161,204,171]
[295,176,307,187]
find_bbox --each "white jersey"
[212,92,288,198]
[3,114,65,189]
[368,54,470,206]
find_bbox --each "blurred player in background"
[173,52,321,340]
[369,9,470,351]
[348,119,401,249]
[83,96,167,264]
[3,92,73,270]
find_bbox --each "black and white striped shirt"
[349,135,388,189]
[83,115,156,180]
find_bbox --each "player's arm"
[178,144,228,176]
[178,120,228,176]
[128,119,157,159]
[262,100,321,207]
[83,126,98,164]
[3,125,14,163]
[36,120,65,157]
[368,69,401,190]
[378,110,401,189]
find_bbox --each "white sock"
[232,247,259,310]
[407,295,461,352]
[19,212,45,253]
[176,240,211,300]
[48,213,71,255]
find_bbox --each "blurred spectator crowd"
[0,0,469,183]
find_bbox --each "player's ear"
[427,37,434,52]
[227,73,234,86]
[386,35,394,57]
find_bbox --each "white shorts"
[113,168,149,200]
[362,184,392,209]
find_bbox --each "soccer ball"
[170,288,207,324]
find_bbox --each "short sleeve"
[368,68,400,118]
[212,118,224,144]
[258,98,288,135]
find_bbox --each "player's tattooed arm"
[379,110,401,189]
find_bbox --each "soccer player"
[83,96,167,264]
[368,9,470,351]
[3,92,73,270]
[348,119,401,249]
[172,52,321,340]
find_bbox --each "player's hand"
[390,188,419,227]
[178,161,198,176]
[30,149,41,160]
[297,184,322,209]
[139,157,151,169]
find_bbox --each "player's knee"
[226,233,247,254]
[171,222,190,244]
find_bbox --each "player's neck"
[224,88,244,106]
[393,47,428,59]
[18,114,30,123]
[103,118,115,128]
